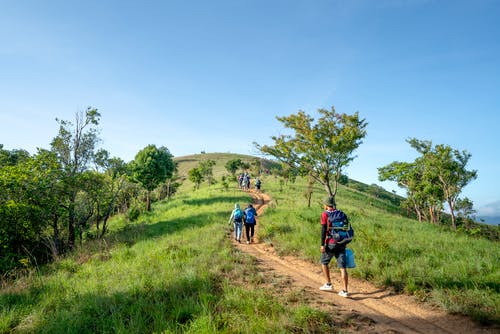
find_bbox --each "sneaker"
[246,241,250,244]
[338,290,349,298]
[319,283,333,291]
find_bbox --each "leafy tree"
[225,158,242,176]
[132,145,175,211]
[0,145,30,167]
[50,107,101,249]
[198,159,216,186]
[188,167,204,190]
[0,149,62,271]
[417,140,477,229]
[255,107,367,198]
[379,138,477,229]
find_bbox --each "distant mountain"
[477,216,500,226]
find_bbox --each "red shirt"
[321,209,335,225]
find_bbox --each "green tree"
[188,167,204,190]
[198,159,216,186]
[225,158,242,176]
[132,145,175,211]
[379,139,477,229]
[50,107,101,249]
[255,107,367,198]
[0,149,62,271]
[418,140,477,229]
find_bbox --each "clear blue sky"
[1,1,499,220]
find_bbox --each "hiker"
[228,203,244,243]
[242,173,250,191]
[243,203,257,244]
[255,178,261,191]
[319,196,353,297]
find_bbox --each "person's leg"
[250,225,255,240]
[236,223,242,241]
[336,248,349,296]
[322,264,331,284]
[340,268,348,292]
[234,223,238,239]
[319,252,333,290]
[245,224,251,242]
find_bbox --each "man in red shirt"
[319,196,350,297]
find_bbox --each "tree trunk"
[52,213,61,256]
[68,202,76,249]
[146,192,151,211]
[448,199,456,229]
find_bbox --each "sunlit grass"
[0,185,342,333]
[258,176,500,325]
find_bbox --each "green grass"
[0,187,340,333]
[2,152,499,332]
[258,176,500,325]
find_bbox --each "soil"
[232,190,498,334]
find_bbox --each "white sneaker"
[319,283,333,291]
[338,290,349,297]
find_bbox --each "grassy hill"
[176,153,499,324]
[1,152,498,332]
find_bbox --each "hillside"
[175,152,499,327]
[1,153,497,333]
[174,152,279,179]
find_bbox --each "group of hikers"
[228,203,258,244]
[237,172,261,191]
[228,194,354,298]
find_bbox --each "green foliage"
[0,186,340,333]
[224,158,243,176]
[0,149,62,273]
[255,106,367,198]
[258,176,500,325]
[188,167,204,189]
[131,145,175,192]
[378,138,477,228]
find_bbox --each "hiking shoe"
[319,283,333,291]
[246,241,250,244]
[338,290,349,298]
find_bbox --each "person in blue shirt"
[228,203,244,243]
[243,203,257,244]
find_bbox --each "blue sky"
[1,0,499,220]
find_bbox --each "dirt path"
[232,190,497,334]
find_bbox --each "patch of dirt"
[232,190,498,334]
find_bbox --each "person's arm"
[321,224,327,246]
[228,211,234,224]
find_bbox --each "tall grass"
[259,176,500,325]
[0,187,340,333]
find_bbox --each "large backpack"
[234,209,243,223]
[245,209,256,224]
[326,210,353,246]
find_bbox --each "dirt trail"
[233,190,497,334]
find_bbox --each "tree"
[188,167,204,190]
[132,145,175,211]
[225,159,242,176]
[0,149,62,271]
[419,141,477,229]
[255,107,367,198]
[378,138,477,229]
[50,107,101,249]
[198,159,216,186]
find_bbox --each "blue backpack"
[326,210,353,245]
[234,209,243,222]
[245,209,256,224]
